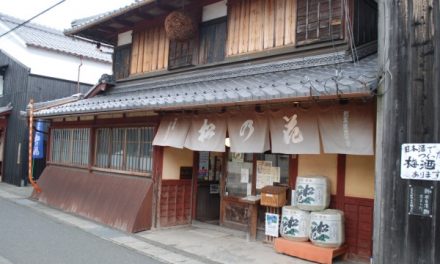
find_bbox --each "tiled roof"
[0,13,112,63]
[0,103,12,116]
[34,53,378,117]
[66,0,154,35]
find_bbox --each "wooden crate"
[260,186,287,207]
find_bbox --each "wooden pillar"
[336,154,346,211]
[375,1,440,263]
[191,151,199,220]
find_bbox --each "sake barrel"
[295,175,330,211]
[280,206,310,241]
[309,209,345,248]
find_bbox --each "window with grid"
[94,127,154,173]
[50,128,90,166]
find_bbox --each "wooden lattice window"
[50,128,90,166]
[296,0,344,45]
[94,127,154,174]
[168,38,198,69]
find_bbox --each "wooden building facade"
[32,0,379,261]
[0,50,91,186]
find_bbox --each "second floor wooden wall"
[227,0,297,56]
[130,26,169,75]
[115,0,376,79]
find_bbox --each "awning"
[152,116,191,148]
[183,114,227,152]
[227,111,270,153]
[153,103,375,155]
[269,108,320,154]
[318,104,374,155]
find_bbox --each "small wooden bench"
[274,238,348,264]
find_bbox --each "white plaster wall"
[202,0,227,22]
[25,47,111,84]
[0,21,112,84]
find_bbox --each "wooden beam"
[191,151,199,221]
[374,0,440,263]
[113,18,134,27]
[336,154,346,211]
[155,0,180,11]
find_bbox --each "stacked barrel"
[280,175,345,248]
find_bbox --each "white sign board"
[401,144,440,181]
[265,213,279,237]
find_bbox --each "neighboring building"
[0,14,112,186]
[31,0,378,261]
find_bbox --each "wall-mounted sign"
[210,184,219,194]
[401,143,440,181]
[408,184,433,217]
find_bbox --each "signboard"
[408,184,433,217]
[209,184,219,194]
[198,152,209,180]
[401,143,440,180]
[32,121,44,159]
[265,213,279,237]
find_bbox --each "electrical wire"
[0,0,66,39]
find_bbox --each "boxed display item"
[261,185,288,207]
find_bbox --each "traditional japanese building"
[0,13,112,186]
[31,0,378,260]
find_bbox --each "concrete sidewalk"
[0,183,362,264]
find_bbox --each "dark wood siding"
[0,50,91,186]
[113,44,131,80]
[296,0,344,45]
[0,51,29,186]
[353,0,377,46]
[198,17,227,64]
[375,1,440,263]
[168,38,198,69]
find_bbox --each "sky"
[1,0,136,30]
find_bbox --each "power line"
[0,0,66,39]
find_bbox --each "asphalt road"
[0,197,163,264]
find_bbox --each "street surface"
[0,197,163,264]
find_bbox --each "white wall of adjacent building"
[0,22,112,84]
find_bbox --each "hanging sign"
[318,104,374,155]
[269,109,320,154]
[184,115,226,152]
[153,116,191,148]
[401,143,440,181]
[227,112,270,153]
[32,120,44,159]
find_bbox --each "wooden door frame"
[192,151,226,222]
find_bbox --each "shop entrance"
[195,152,222,223]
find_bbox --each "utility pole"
[375,0,439,263]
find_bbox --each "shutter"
[296,0,343,45]
[168,38,197,69]
[198,17,227,64]
[113,44,131,80]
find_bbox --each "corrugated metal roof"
[34,54,378,117]
[0,13,112,63]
